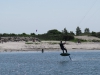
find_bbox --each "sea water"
[0,50,100,75]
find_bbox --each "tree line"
[0,26,100,41]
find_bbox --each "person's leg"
[63,50,64,53]
[64,48,67,53]
[65,49,67,53]
[61,48,64,53]
[62,50,64,53]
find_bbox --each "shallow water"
[0,50,100,75]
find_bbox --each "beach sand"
[0,41,100,52]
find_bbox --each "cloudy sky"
[0,0,100,34]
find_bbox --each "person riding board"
[59,41,67,53]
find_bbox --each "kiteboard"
[60,53,70,56]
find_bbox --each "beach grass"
[25,42,33,44]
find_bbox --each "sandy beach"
[0,41,100,52]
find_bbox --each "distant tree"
[91,31,96,36]
[10,33,17,36]
[0,33,2,37]
[70,31,75,35]
[21,33,28,36]
[30,33,35,36]
[62,28,68,35]
[76,26,82,35]
[84,28,90,34]
[96,32,100,38]
[0,33,2,40]
[62,35,74,41]
[47,29,62,35]
[2,33,9,37]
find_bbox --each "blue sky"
[0,0,100,34]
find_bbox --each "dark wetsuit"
[59,43,67,53]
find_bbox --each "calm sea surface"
[0,50,100,75]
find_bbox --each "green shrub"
[25,42,33,44]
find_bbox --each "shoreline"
[0,41,100,52]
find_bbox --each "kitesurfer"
[59,41,67,53]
